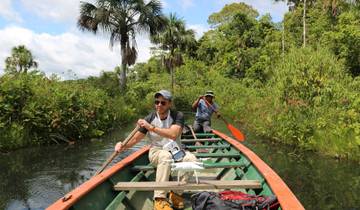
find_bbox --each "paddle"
[188,125,198,140]
[94,125,140,176]
[202,98,245,142]
[188,125,209,153]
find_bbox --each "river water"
[0,121,359,210]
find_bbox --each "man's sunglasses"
[154,100,167,106]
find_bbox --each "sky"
[0,0,288,79]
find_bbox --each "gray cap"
[205,90,214,97]
[154,90,172,101]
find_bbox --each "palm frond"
[137,0,166,35]
[78,2,100,33]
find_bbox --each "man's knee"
[193,121,202,133]
[158,150,172,163]
[183,152,197,162]
[203,121,211,133]
[203,126,211,133]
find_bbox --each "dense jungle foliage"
[0,71,137,150]
[0,1,359,161]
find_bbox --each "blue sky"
[0,0,288,79]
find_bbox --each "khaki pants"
[149,147,198,198]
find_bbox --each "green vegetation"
[1,1,359,161]
[0,71,136,151]
[5,45,38,74]
[126,1,360,161]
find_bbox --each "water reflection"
[0,124,142,210]
[242,133,360,210]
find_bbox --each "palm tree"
[5,45,38,74]
[78,0,166,91]
[151,13,196,92]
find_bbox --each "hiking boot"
[154,198,173,210]
[169,191,184,209]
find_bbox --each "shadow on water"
[0,115,359,210]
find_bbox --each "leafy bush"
[227,47,360,160]
[0,72,135,150]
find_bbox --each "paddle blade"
[227,124,245,142]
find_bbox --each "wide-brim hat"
[204,90,214,97]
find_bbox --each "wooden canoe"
[47,129,304,210]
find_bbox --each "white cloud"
[179,0,195,9]
[0,0,22,22]
[217,0,288,22]
[0,26,153,79]
[20,0,80,23]
[188,24,209,39]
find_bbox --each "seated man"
[115,90,197,210]
[192,90,219,133]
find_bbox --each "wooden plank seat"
[195,152,241,158]
[132,162,246,171]
[184,144,231,150]
[182,133,216,138]
[114,180,261,191]
[180,138,222,143]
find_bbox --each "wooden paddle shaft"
[188,125,198,140]
[94,125,140,176]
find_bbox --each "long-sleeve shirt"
[195,99,218,121]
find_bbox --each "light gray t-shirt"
[138,110,184,148]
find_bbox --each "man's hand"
[114,142,123,153]
[198,95,204,100]
[216,112,221,119]
[137,119,152,131]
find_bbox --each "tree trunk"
[303,0,307,48]
[170,50,175,94]
[119,42,127,91]
[170,67,174,93]
[282,22,285,58]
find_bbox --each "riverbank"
[1,67,359,163]
[0,72,138,151]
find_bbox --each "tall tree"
[78,0,165,91]
[5,45,38,74]
[303,0,307,47]
[208,2,259,28]
[278,0,312,47]
[151,13,196,92]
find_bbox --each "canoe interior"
[69,132,278,210]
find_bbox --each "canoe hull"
[47,130,304,210]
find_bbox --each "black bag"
[191,191,279,210]
[191,191,232,210]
